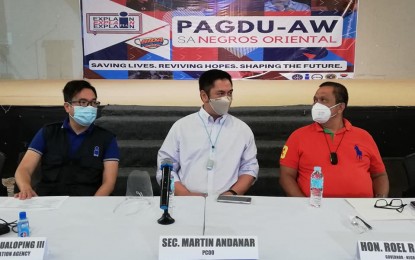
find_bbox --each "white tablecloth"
[0,196,205,260]
[204,197,415,260]
[1,196,415,260]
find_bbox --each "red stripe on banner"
[302,52,317,59]
[84,67,105,79]
[327,38,356,64]
[127,45,149,60]
[173,48,218,61]
[111,0,126,6]
[264,11,311,17]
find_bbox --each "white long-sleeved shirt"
[157,107,259,195]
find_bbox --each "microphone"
[157,158,175,225]
[159,158,173,210]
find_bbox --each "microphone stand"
[157,159,175,225]
[157,208,175,225]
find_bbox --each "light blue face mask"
[70,106,97,126]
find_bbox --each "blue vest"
[35,123,114,196]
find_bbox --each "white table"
[1,196,415,260]
[204,197,415,260]
[0,197,205,260]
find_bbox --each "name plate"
[0,237,47,259]
[357,240,415,260]
[159,236,258,260]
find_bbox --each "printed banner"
[81,0,358,80]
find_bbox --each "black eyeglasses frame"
[68,99,100,107]
[374,199,407,213]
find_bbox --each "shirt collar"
[313,119,352,133]
[199,106,228,124]
[62,117,95,135]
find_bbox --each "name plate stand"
[159,236,258,260]
[0,237,47,259]
[357,240,415,260]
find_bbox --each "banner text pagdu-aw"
[172,16,343,48]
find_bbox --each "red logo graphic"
[134,37,169,49]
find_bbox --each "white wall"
[0,0,82,79]
[0,0,415,80]
[355,0,415,79]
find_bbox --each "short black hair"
[319,81,348,107]
[198,69,232,95]
[63,80,97,102]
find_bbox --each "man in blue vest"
[14,80,119,199]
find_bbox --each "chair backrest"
[126,170,153,197]
[403,152,415,187]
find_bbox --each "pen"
[355,216,372,230]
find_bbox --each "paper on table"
[0,196,68,210]
[346,198,415,221]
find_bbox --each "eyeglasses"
[374,199,407,213]
[68,99,100,107]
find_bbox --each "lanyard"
[198,112,227,171]
[323,128,346,165]
[197,112,226,150]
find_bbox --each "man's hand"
[14,150,41,200]
[174,182,206,196]
[14,187,38,200]
[371,172,389,198]
[221,191,235,196]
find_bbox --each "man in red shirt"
[279,82,389,198]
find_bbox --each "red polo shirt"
[280,119,385,198]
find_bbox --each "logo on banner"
[86,11,142,35]
[311,74,324,79]
[326,73,336,79]
[134,37,169,49]
[292,74,303,80]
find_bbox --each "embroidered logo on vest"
[93,146,100,157]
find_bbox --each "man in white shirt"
[157,69,259,196]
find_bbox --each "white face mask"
[311,102,340,124]
[209,96,232,116]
